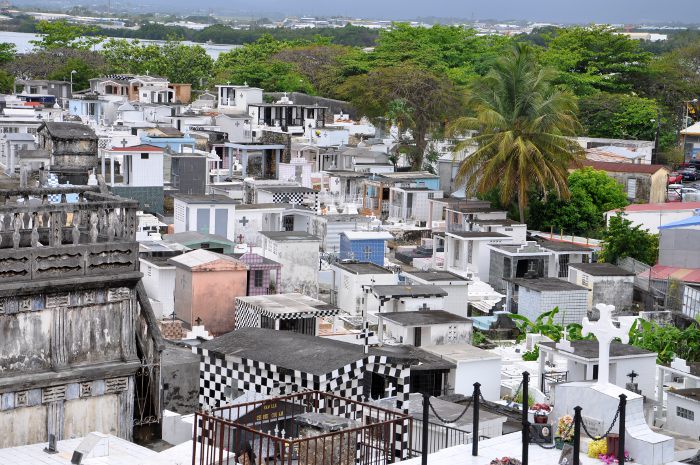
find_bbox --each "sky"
[230,0,700,24]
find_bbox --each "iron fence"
[192,391,412,465]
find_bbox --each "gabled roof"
[168,248,247,271]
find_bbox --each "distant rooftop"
[333,261,394,275]
[236,292,337,316]
[404,270,470,283]
[540,340,655,360]
[342,230,394,241]
[569,262,635,277]
[509,277,588,292]
[380,310,471,327]
[447,231,509,239]
[536,238,593,252]
[261,231,320,242]
[372,284,447,298]
[173,194,238,205]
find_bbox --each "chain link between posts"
[427,396,474,425]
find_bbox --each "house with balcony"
[442,230,511,281]
[248,94,327,139]
[388,186,444,225]
[100,144,165,214]
[361,171,439,218]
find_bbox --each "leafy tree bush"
[599,213,659,266]
[528,167,628,237]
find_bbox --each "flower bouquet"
[555,415,574,449]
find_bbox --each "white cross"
[385,383,396,398]
[582,303,637,386]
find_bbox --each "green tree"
[449,43,584,222]
[629,319,700,364]
[102,39,213,88]
[30,20,103,50]
[0,42,16,65]
[541,25,652,95]
[579,93,660,140]
[599,213,659,265]
[214,35,314,93]
[528,167,629,237]
[368,23,513,86]
[339,64,461,170]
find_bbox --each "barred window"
[676,406,695,421]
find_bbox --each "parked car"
[667,185,699,201]
[681,169,697,181]
[668,172,683,184]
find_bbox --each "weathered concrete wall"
[64,395,119,438]
[174,268,194,326]
[111,186,165,215]
[0,404,47,448]
[591,277,634,313]
[161,344,200,415]
[0,311,53,374]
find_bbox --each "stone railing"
[0,186,140,283]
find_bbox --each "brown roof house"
[577,161,670,204]
[169,249,249,336]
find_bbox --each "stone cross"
[582,303,636,386]
[120,138,128,148]
[385,383,396,398]
[239,216,249,226]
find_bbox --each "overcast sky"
[240,0,700,24]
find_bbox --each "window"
[558,254,570,278]
[676,406,694,421]
[140,153,150,159]
[582,274,589,287]
[254,270,264,288]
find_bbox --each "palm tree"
[450,43,584,222]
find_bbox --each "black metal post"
[522,371,529,465]
[422,391,429,465]
[472,382,481,456]
[573,406,582,465]
[618,394,627,465]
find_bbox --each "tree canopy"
[599,213,659,266]
[528,167,629,237]
[449,43,583,222]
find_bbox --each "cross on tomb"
[239,216,249,226]
[582,303,637,386]
[237,234,245,244]
[627,370,639,383]
[419,303,431,311]
[385,383,396,398]
[120,138,128,148]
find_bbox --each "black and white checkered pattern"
[196,346,412,458]
[234,299,339,330]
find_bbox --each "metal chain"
[427,396,473,425]
[581,404,621,441]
